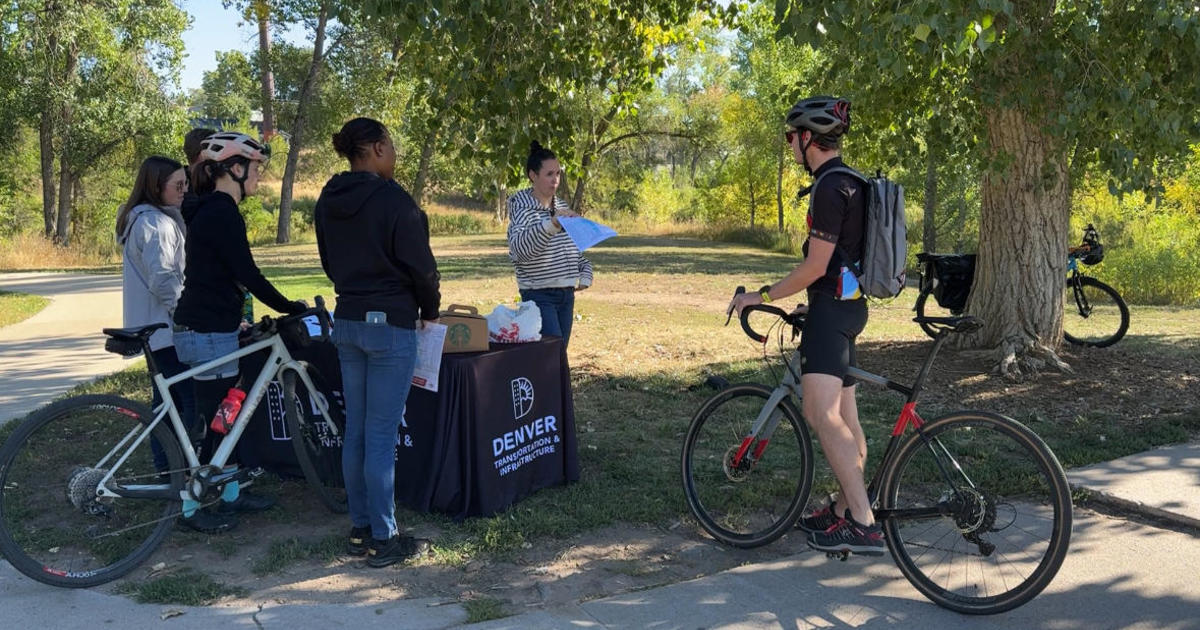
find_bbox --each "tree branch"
[597,130,696,155]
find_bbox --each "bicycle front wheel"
[1063,276,1129,347]
[879,411,1072,614]
[681,384,813,548]
[0,395,185,587]
[283,369,348,514]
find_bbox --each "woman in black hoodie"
[315,118,440,568]
[173,132,307,533]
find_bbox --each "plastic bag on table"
[486,301,542,343]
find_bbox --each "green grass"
[252,534,344,575]
[0,291,49,328]
[462,597,509,623]
[116,568,247,606]
[5,231,1199,594]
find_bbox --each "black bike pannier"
[918,253,977,312]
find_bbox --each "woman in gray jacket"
[116,156,199,492]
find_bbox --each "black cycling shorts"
[799,290,868,387]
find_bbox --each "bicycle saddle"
[101,323,167,341]
[911,315,983,334]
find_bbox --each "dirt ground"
[104,336,1199,613]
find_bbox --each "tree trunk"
[922,139,938,254]
[569,152,592,213]
[964,106,1072,378]
[52,45,79,245]
[277,0,330,244]
[493,179,508,224]
[748,178,756,227]
[255,2,276,140]
[54,156,72,245]
[411,127,439,205]
[39,111,56,238]
[776,148,785,232]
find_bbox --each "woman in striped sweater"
[506,141,593,348]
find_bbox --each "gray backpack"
[809,166,907,299]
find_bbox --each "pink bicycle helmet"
[198,132,271,163]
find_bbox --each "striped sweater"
[507,188,593,290]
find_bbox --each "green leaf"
[914,23,932,42]
[981,13,993,30]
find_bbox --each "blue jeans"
[520,287,575,348]
[332,319,417,540]
[173,329,240,380]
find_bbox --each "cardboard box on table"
[440,304,489,353]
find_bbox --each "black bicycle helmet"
[785,96,851,136]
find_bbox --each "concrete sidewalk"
[0,272,128,426]
[1,271,1198,628]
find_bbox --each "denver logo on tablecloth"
[492,376,560,477]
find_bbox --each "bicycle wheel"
[681,383,813,548]
[282,369,348,514]
[879,411,1072,614]
[914,289,961,339]
[0,395,185,588]
[1063,276,1129,347]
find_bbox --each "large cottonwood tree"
[779,0,1200,376]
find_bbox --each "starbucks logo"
[448,323,472,346]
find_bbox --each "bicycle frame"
[733,330,963,521]
[94,332,336,502]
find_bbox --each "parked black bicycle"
[914,224,1129,347]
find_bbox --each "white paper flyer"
[557,216,618,251]
[412,323,446,392]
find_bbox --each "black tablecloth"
[244,336,578,519]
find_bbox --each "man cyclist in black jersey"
[729,96,883,556]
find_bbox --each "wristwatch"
[758,285,772,303]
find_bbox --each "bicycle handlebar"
[726,286,803,344]
[248,295,332,342]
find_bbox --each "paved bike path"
[2,508,1197,629]
[0,272,130,426]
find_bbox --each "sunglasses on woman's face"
[784,130,797,144]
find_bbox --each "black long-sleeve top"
[314,171,440,326]
[174,191,303,332]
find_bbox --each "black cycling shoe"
[177,509,238,534]
[217,489,276,515]
[366,534,432,568]
[347,526,372,557]
[795,495,845,533]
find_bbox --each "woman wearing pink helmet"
[172,131,306,533]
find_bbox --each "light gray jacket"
[119,204,186,351]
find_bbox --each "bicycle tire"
[282,369,348,514]
[1063,276,1129,348]
[0,395,185,588]
[681,383,813,548]
[879,410,1072,614]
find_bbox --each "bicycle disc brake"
[949,487,998,556]
[722,445,755,482]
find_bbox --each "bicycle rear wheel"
[879,411,1072,614]
[681,384,813,548]
[283,369,348,513]
[1063,276,1129,347]
[0,395,185,587]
